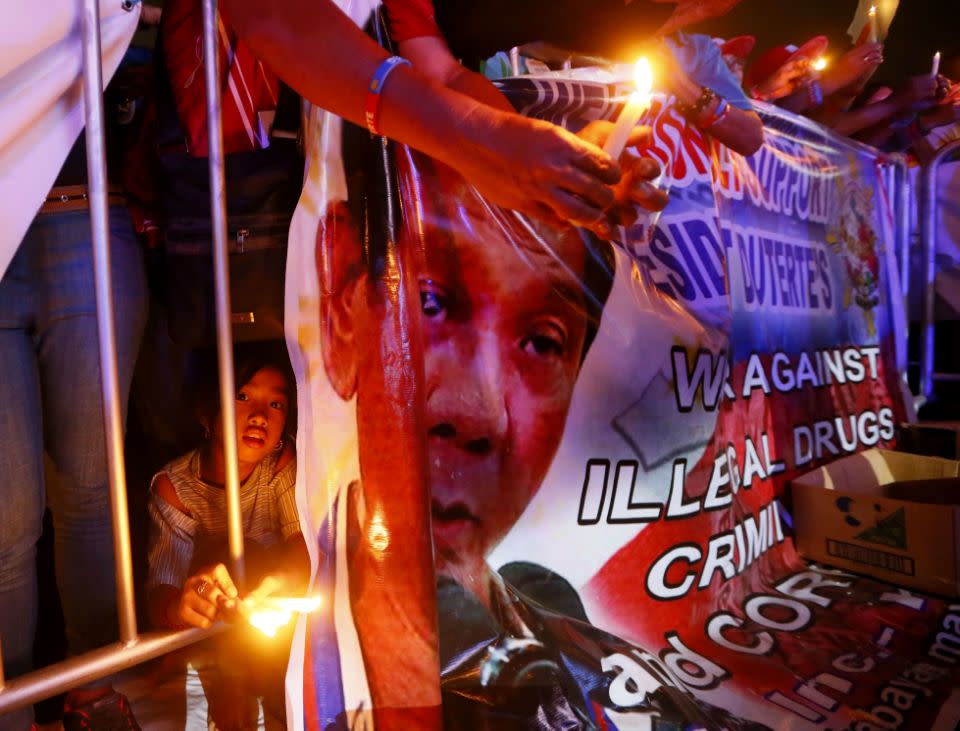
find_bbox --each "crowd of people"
[735,34,960,157]
[0,0,957,729]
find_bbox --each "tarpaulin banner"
[285,66,958,730]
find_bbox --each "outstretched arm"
[399,36,514,112]
[397,36,670,225]
[660,43,763,156]
[223,0,622,232]
[669,66,763,156]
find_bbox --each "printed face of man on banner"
[316,146,614,608]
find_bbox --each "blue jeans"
[0,207,147,729]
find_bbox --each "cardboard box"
[792,449,960,597]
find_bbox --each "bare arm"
[817,97,903,136]
[855,121,898,148]
[670,71,763,156]
[399,36,514,112]
[223,0,621,230]
[397,36,670,222]
[819,43,884,98]
[704,104,764,156]
[817,75,941,138]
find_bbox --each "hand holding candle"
[604,57,654,160]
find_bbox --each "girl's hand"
[177,564,239,629]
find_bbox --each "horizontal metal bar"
[0,626,225,715]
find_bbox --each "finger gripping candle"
[603,57,654,160]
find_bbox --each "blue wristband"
[365,56,412,135]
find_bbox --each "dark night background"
[436,0,960,87]
[697,0,960,87]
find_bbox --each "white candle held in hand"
[932,51,941,79]
[604,57,653,160]
[868,5,878,44]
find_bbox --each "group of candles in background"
[602,9,943,162]
[867,4,940,78]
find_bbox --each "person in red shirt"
[224,0,666,237]
[384,0,516,112]
[377,0,673,213]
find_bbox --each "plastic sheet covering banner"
[0,0,139,274]
[284,69,959,731]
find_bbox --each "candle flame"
[633,57,653,98]
[812,57,828,72]
[868,5,876,16]
[246,595,322,638]
[248,608,292,638]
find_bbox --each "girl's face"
[223,366,290,466]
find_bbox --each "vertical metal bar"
[201,0,245,588]
[919,139,960,401]
[896,159,911,307]
[921,156,936,401]
[80,0,138,646]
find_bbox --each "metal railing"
[919,138,960,402]
[0,0,245,716]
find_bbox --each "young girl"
[146,343,308,729]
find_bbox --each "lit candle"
[931,51,941,78]
[604,57,654,160]
[812,57,828,72]
[868,6,878,44]
[244,595,322,638]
